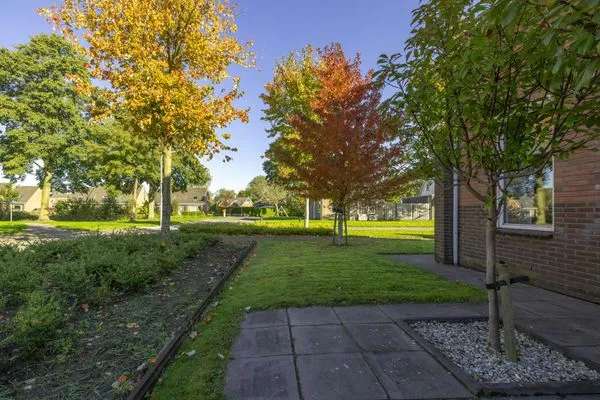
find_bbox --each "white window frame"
[498,159,555,232]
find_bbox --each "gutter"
[452,170,459,266]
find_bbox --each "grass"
[0,221,27,236]
[41,214,210,232]
[151,236,484,400]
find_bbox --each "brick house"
[435,146,600,303]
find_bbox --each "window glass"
[503,166,553,227]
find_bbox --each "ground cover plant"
[151,236,484,400]
[0,232,214,363]
[1,235,255,399]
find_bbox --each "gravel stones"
[411,320,600,385]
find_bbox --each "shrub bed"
[179,221,332,236]
[0,232,214,360]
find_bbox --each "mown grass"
[41,214,210,232]
[0,221,27,236]
[151,236,484,400]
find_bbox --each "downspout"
[452,170,459,266]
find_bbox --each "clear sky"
[0,0,419,192]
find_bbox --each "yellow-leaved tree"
[41,0,252,234]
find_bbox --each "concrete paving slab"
[288,306,339,325]
[296,353,388,400]
[333,305,392,324]
[241,309,289,329]
[517,318,600,347]
[365,351,472,399]
[379,303,487,321]
[292,325,360,355]
[565,345,600,366]
[231,326,292,358]
[225,355,300,400]
[345,323,420,352]
[514,301,586,318]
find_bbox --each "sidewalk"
[392,254,600,367]
[224,255,600,400]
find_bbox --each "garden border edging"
[126,239,257,400]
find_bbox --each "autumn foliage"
[41,0,251,233]
[267,44,406,243]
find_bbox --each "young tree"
[274,44,406,245]
[0,34,91,220]
[213,188,236,217]
[244,176,290,216]
[44,0,251,234]
[261,46,321,227]
[0,183,20,221]
[377,0,599,354]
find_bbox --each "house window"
[501,165,554,230]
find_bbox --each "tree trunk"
[38,169,52,221]
[148,198,155,220]
[160,146,172,235]
[498,262,519,361]
[485,203,501,352]
[334,212,344,246]
[130,178,138,221]
[304,197,310,228]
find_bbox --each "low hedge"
[179,222,332,236]
[0,232,215,358]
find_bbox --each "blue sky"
[0,0,419,192]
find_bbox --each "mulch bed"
[0,236,255,400]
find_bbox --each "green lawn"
[151,236,483,400]
[0,221,27,236]
[41,214,210,232]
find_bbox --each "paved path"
[0,223,78,246]
[392,254,600,367]
[225,256,600,400]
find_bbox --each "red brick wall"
[436,147,600,303]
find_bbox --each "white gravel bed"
[411,320,600,385]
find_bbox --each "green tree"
[213,189,236,217]
[0,34,91,220]
[261,46,321,227]
[244,176,290,216]
[377,0,599,355]
[46,0,251,235]
[86,120,210,219]
[0,183,20,220]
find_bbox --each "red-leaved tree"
[273,44,406,244]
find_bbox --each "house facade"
[3,185,41,213]
[434,147,600,303]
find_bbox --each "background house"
[2,185,41,213]
[53,186,148,208]
[169,186,209,213]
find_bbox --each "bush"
[179,222,331,236]
[0,232,215,357]
[8,291,65,355]
[52,196,126,221]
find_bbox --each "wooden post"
[498,261,519,361]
